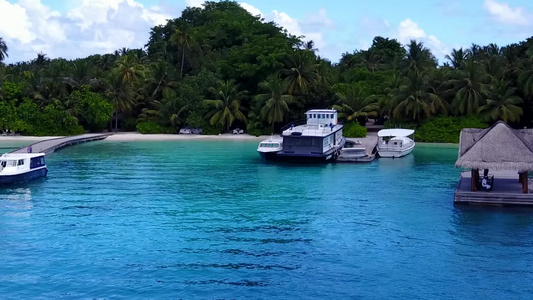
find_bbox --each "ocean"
[1,140,532,299]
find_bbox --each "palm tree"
[204,80,247,132]
[0,37,8,63]
[392,72,442,122]
[519,65,533,100]
[404,40,436,74]
[484,55,505,82]
[116,55,144,85]
[106,69,135,132]
[144,60,177,100]
[138,90,188,129]
[448,59,489,115]
[468,43,482,61]
[445,48,468,70]
[426,68,452,115]
[255,76,293,126]
[33,52,49,66]
[359,48,383,72]
[332,83,379,121]
[479,80,523,123]
[282,50,320,95]
[170,25,194,78]
[65,60,94,89]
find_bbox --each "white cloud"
[396,18,449,61]
[398,18,426,43]
[238,3,332,54]
[185,0,204,8]
[0,0,173,63]
[270,10,303,36]
[0,0,35,43]
[240,2,261,16]
[484,0,530,26]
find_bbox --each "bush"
[343,121,367,137]
[415,116,488,143]
[70,86,114,132]
[136,122,174,134]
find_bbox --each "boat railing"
[279,119,307,135]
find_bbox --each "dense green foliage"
[342,122,367,138]
[0,1,532,138]
[136,121,173,134]
[387,116,489,143]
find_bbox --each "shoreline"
[0,132,459,146]
[0,132,270,142]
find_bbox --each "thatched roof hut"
[456,121,533,171]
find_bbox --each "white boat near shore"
[377,129,415,158]
[0,153,48,184]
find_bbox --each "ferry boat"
[376,129,415,158]
[0,153,48,184]
[257,109,345,161]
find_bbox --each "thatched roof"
[456,121,533,171]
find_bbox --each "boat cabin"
[259,141,282,149]
[305,110,338,126]
[279,109,344,158]
[0,153,46,174]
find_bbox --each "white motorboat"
[377,129,415,158]
[0,153,48,184]
[257,137,283,160]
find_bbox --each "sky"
[1,0,532,64]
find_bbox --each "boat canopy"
[377,129,415,138]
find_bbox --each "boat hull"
[258,148,341,162]
[0,167,48,185]
[377,144,415,158]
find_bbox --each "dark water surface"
[1,141,532,299]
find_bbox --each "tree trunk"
[115,111,119,133]
[180,49,185,78]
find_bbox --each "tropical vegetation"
[0,1,531,141]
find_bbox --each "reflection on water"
[1,187,32,202]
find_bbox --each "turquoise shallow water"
[1,140,533,299]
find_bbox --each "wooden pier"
[337,135,377,163]
[10,133,112,154]
[454,171,533,206]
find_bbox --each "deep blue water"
[1,140,533,299]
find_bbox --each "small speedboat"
[0,153,48,184]
[377,129,415,158]
[257,137,283,160]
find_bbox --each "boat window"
[317,114,321,119]
[330,114,334,118]
[6,160,16,167]
[313,114,316,118]
[18,159,24,166]
[1,161,5,168]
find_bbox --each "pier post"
[471,169,478,192]
[523,172,529,194]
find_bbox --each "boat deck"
[454,171,533,205]
[337,135,377,163]
[10,133,112,154]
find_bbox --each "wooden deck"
[338,135,378,163]
[10,133,112,154]
[454,171,533,206]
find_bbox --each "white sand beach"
[0,132,270,143]
[106,132,268,141]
